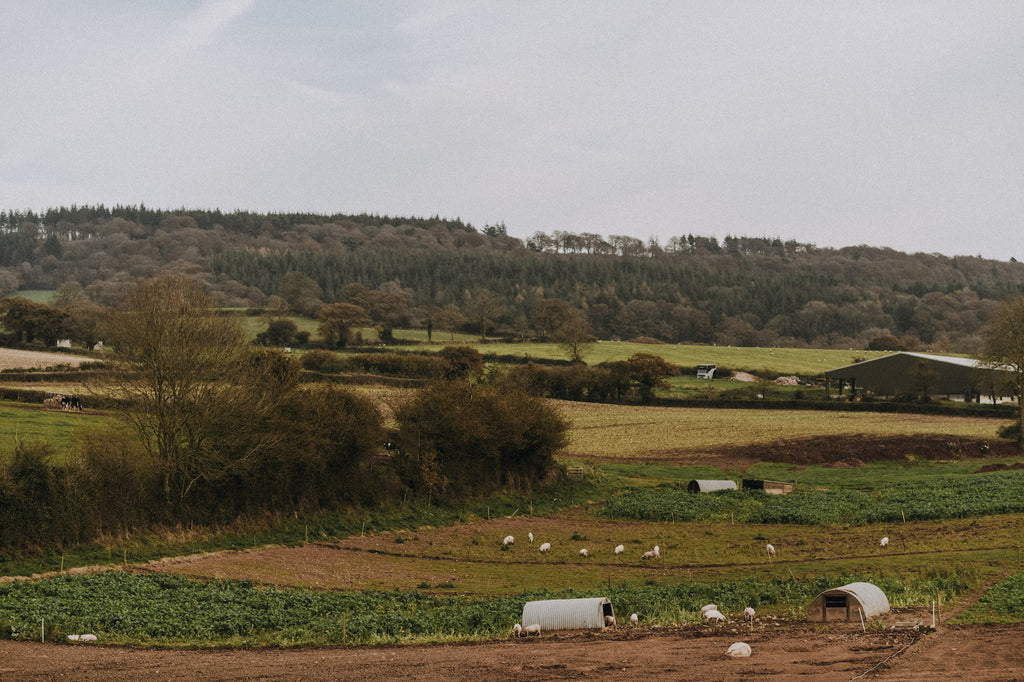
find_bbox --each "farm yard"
[1,346,1024,679]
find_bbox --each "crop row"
[600,470,1024,525]
[0,568,976,646]
[957,572,1024,624]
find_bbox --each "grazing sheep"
[539,542,551,553]
[703,609,726,622]
[604,615,616,627]
[528,532,534,543]
[630,613,639,626]
[641,545,660,560]
[725,642,752,658]
[579,548,588,557]
[523,623,541,636]
[512,623,522,637]
[503,535,515,546]
[744,607,756,621]
[700,604,718,616]
[614,544,624,555]
[766,543,775,558]
[880,536,889,547]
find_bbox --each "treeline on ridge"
[3,205,1024,352]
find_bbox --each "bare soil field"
[1,621,1020,681]
[0,348,92,370]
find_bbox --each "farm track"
[871,570,1019,680]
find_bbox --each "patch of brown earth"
[718,434,1019,468]
[1,622,1020,681]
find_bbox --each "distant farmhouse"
[824,352,1015,403]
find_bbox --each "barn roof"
[827,352,986,374]
[824,352,1011,396]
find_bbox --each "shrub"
[301,349,343,372]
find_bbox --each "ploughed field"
[0,347,92,370]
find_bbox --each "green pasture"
[238,314,320,341]
[0,403,105,462]
[11,289,55,304]
[235,314,897,375]
[411,340,892,374]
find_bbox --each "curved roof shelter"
[824,352,1012,400]
[522,597,614,632]
[807,582,890,622]
[687,479,738,493]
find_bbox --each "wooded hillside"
[3,205,1022,352]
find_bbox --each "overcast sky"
[3,1,1022,260]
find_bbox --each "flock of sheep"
[502,531,894,659]
[501,533,892,563]
[42,393,83,411]
[501,533,661,561]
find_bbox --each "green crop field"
[0,567,975,647]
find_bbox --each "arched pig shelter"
[807,582,890,622]
[521,597,614,632]
[687,479,737,493]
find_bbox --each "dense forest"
[3,205,1023,352]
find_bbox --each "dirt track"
[1,621,1021,681]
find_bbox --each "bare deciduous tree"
[982,293,1024,449]
[104,275,300,505]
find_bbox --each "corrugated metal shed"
[807,582,890,622]
[824,352,1011,399]
[687,479,738,493]
[522,597,614,632]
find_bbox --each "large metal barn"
[824,352,1013,402]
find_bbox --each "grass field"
[0,403,105,463]
[11,289,55,304]
[232,313,894,375]
[556,402,1008,460]
[413,340,892,375]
